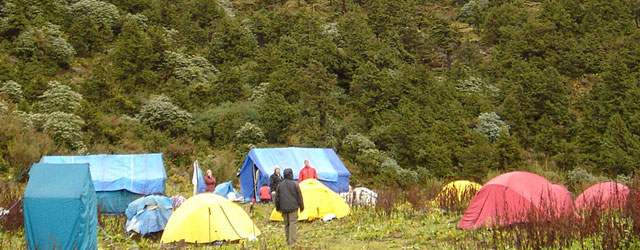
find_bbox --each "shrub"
[455,76,499,96]
[249,82,269,101]
[0,113,55,178]
[14,23,75,66]
[382,159,418,186]
[137,95,193,131]
[124,13,148,30]
[37,81,83,113]
[474,112,508,141]
[342,133,375,159]
[0,80,22,103]
[235,122,266,145]
[566,167,609,194]
[41,112,86,152]
[0,184,23,231]
[199,150,240,186]
[164,51,219,85]
[70,0,120,29]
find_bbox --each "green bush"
[0,80,22,103]
[137,95,193,132]
[14,23,75,66]
[70,0,121,29]
[473,112,508,141]
[234,122,266,145]
[36,81,83,113]
[164,51,219,85]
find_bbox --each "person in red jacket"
[259,184,271,203]
[204,169,216,192]
[298,160,318,183]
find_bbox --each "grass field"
[3,177,640,249]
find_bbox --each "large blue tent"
[40,153,167,214]
[238,147,351,201]
[23,163,97,250]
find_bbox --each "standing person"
[275,168,304,245]
[298,160,318,183]
[269,165,283,199]
[204,169,216,192]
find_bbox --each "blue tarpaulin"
[23,163,97,250]
[214,181,240,200]
[125,195,173,236]
[40,154,167,213]
[193,166,207,194]
[238,147,351,201]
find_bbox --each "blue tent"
[214,181,241,200]
[125,195,173,236]
[23,163,97,250]
[40,153,167,214]
[238,147,351,201]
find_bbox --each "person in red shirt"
[298,160,318,183]
[204,169,216,192]
[259,184,271,203]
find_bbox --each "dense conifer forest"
[1,0,640,190]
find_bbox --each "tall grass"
[0,183,23,231]
[435,184,479,214]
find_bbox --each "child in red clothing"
[259,184,271,203]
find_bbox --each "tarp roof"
[40,153,167,194]
[241,147,350,182]
[238,147,351,201]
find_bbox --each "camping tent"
[575,182,630,211]
[437,180,482,202]
[458,171,574,230]
[270,179,350,221]
[214,181,241,201]
[23,163,97,250]
[40,153,167,214]
[239,147,351,201]
[160,193,260,244]
[550,184,576,216]
[125,195,173,236]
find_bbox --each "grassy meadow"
[3,175,640,249]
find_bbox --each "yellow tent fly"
[270,179,350,221]
[161,193,260,244]
[437,180,482,202]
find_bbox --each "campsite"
[3,150,640,249]
[2,0,640,249]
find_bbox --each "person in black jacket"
[275,168,304,245]
[269,165,283,200]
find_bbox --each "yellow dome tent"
[437,180,482,201]
[161,193,260,244]
[270,179,350,221]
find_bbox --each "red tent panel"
[575,182,630,210]
[458,171,575,230]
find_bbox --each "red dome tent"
[575,182,630,211]
[458,171,575,230]
[550,184,576,216]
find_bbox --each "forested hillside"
[1,0,640,188]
